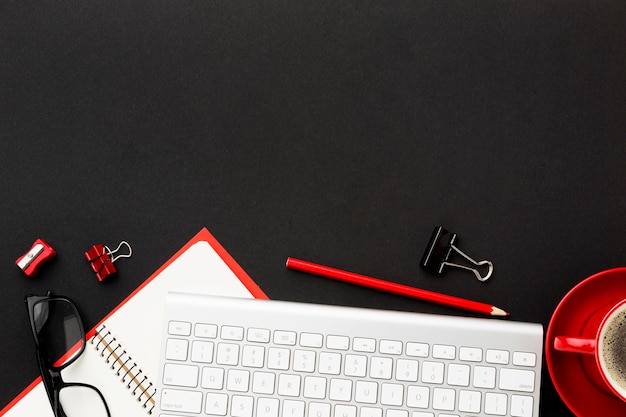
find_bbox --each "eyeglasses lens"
[58,385,110,417]
[33,299,83,368]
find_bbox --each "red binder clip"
[16,239,56,277]
[85,241,132,282]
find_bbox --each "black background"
[1,1,625,415]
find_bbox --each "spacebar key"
[161,388,203,413]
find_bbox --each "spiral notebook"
[0,228,267,416]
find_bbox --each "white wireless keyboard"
[155,293,543,417]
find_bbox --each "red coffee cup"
[553,299,626,402]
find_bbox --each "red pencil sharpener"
[16,239,57,277]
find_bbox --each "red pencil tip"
[491,307,510,317]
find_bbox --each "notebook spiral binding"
[90,325,157,415]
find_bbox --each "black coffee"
[601,308,626,393]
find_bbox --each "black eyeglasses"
[25,292,111,417]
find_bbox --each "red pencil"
[286,257,509,317]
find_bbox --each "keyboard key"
[486,349,509,365]
[499,368,535,393]
[406,342,429,357]
[344,354,367,377]
[406,386,429,408]
[252,371,275,394]
[227,369,250,392]
[231,395,254,417]
[241,345,265,368]
[511,395,534,417]
[202,367,225,389]
[421,361,444,384]
[484,392,507,416]
[216,343,240,365]
[327,335,350,350]
[395,359,419,382]
[319,352,342,375]
[278,374,301,397]
[360,406,382,417]
[221,325,244,341]
[329,378,352,401]
[458,390,481,413]
[247,327,271,343]
[267,347,290,370]
[160,388,202,414]
[459,346,482,362]
[163,363,199,387]
[353,337,376,352]
[205,392,228,416]
[355,381,378,404]
[380,383,403,406]
[335,404,357,417]
[370,357,393,379]
[513,351,537,367]
[293,349,316,372]
[282,400,305,417]
[274,330,297,345]
[165,338,189,361]
[473,366,496,389]
[432,344,455,360]
[447,363,470,386]
[308,402,331,417]
[168,321,191,336]
[195,323,218,338]
[304,376,327,399]
[191,340,214,363]
[432,387,455,411]
[386,410,408,417]
[257,398,280,417]
[300,332,323,348]
[379,340,402,355]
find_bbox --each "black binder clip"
[85,241,132,282]
[420,226,493,282]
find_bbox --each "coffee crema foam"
[601,309,626,392]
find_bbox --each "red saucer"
[546,267,626,416]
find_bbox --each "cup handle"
[553,336,596,354]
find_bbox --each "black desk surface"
[1,2,625,415]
